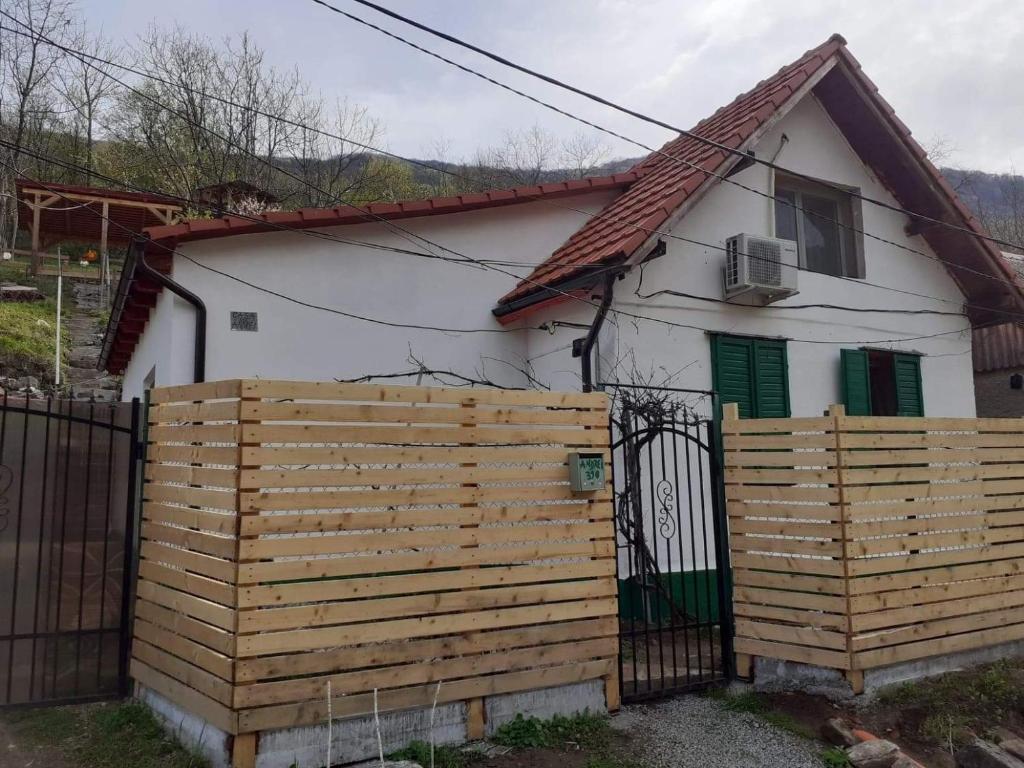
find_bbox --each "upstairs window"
[774,175,863,278]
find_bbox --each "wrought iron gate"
[0,394,142,707]
[604,383,733,701]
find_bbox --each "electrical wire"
[3,17,1022,302]
[3,19,1022,323]
[303,1,1024,300]
[11,166,973,349]
[319,0,1024,255]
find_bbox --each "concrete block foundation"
[137,680,607,768]
[751,640,1024,701]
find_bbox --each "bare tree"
[0,0,77,250]
[560,130,610,179]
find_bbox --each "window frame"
[773,173,864,279]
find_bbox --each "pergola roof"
[16,179,183,247]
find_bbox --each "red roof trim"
[141,174,636,247]
[15,178,181,207]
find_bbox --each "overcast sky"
[85,0,1023,173]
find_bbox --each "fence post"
[720,403,751,679]
[828,404,861,693]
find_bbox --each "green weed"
[491,711,611,750]
[821,746,852,768]
[388,739,474,768]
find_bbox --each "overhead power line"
[320,0,1024,254]
[9,165,973,350]
[2,18,1021,317]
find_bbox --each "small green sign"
[568,452,605,492]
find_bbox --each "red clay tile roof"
[973,254,1024,372]
[496,34,1024,325]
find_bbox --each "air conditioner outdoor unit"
[723,233,799,305]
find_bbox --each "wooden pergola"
[15,179,183,280]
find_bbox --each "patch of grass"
[705,688,815,740]
[3,701,208,768]
[389,739,475,768]
[491,711,611,750]
[874,659,1024,748]
[0,298,68,382]
[821,746,852,767]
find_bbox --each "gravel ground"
[612,695,825,768]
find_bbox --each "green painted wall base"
[618,570,720,623]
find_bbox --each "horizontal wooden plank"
[140,522,236,559]
[723,417,835,434]
[239,520,610,559]
[847,541,1024,577]
[143,503,237,536]
[238,659,615,731]
[133,639,233,706]
[845,494,1024,522]
[237,599,617,657]
[842,447,1024,467]
[730,536,843,557]
[851,588,1024,633]
[150,400,240,423]
[235,617,618,682]
[145,484,237,512]
[730,552,844,576]
[725,450,837,468]
[149,380,241,404]
[726,468,837,484]
[847,513,991,538]
[147,444,238,466]
[732,637,849,669]
[149,424,241,444]
[134,599,235,657]
[134,618,233,681]
[239,501,612,535]
[840,416,1024,433]
[732,569,846,595]
[735,619,847,650]
[238,540,614,583]
[239,464,584,489]
[854,622,1024,670]
[729,519,841,538]
[241,445,610,467]
[240,424,609,447]
[140,541,236,584]
[136,580,236,632]
[239,559,615,608]
[733,603,847,630]
[138,560,235,608]
[843,464,1024,485]
[840,432,1024,450]
[850,572,1024,614]
[849,527,1024,558]
[239,578,617,632]
[733,586,847,613]
[241,401,609,427]
[239,380,609,409]
[726,485,839,504]
[234,637,617,708]
[847,558,1024,597]
[145,463,238,488]
[239,484,610,513]
[726,434,837,450]
[851,605,1024,651]
[130,660,236,733]
[726,501,841,522]
[843,480,983,504]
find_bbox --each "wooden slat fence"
[134,379,618,764]
[723,403,1024,690]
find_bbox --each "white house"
[101,34,1024,417]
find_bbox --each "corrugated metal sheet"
[973,323,1024,372]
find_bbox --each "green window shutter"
[894,354,924,416]
[753,339,790,417]
[712,335,755,418]
[712,335,790,418]
[841,349,873,416]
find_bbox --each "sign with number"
[568,452,605,492]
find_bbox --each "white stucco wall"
[121,191,617,398]
[527,94,975,417]
[120,91,976,419]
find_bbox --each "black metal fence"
[0,395,141,707]
[604,383,733,701]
